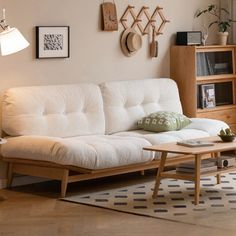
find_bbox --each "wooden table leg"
[194,154,201,205]
[212,152,221,184]
[152,151,167,199]
[7,163,13,188]
[216,174,221,184]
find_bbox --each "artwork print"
[36,26,70,58]
[44,34,63,50]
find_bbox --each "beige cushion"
[2,84,105,137]
[1,135,153,170]
[100,78,183,134]
[137,111,191,132]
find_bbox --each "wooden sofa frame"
[2,154,196,198]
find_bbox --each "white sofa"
[0,78,228,197]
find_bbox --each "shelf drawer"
[197,108,236,125]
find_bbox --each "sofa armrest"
[184,118,229,136]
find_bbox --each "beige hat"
[120,28,142,57]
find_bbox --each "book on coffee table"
[177,140,214,147]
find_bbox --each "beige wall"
[0,0,218,90]
[0,0,217,180]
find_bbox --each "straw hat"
[120,28,142,57]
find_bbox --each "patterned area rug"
[62,173,236,227]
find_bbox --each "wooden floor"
[1,172,236,236]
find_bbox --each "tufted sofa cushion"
[1,135,153,170]
[2,83,105,137]
[100,78,183,134]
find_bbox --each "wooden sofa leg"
[7,163,13,188]
[61,169,69,198]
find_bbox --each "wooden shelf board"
[197,104,236,113]
[196,45,236,50]
[196,75,235,82]
[161,166,236,181]
[196,45,236,53]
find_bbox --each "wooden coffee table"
[143,136,236,205]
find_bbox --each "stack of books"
[196,52,214,76]
[176,159,217,173]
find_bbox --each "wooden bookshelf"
[170,45,236,132]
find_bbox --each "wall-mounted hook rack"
[120,5,170,37]
[120,5,170,58]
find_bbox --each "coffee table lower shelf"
[143,136,236,205]
[161,166,236,181]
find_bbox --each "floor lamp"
[0,9,29,200]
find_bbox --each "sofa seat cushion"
[113,118,228,158]
[114,129,209,146]
[1,135,153,170]
[115,118,228,143]
[113,129,209,159]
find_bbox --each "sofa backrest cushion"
[100,78,183,134]
[2,83,105,137]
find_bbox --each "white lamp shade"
[0,27,29,56]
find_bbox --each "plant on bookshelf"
[195,4,236,45]
[196,4,233,33]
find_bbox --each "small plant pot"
[218,135,236,142]
[217,32,229,45]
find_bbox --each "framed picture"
[201,84,216,108]
[36,26,70,58]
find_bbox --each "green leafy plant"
[196,4,235,32]
[219,128,235,136]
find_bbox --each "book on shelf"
[214,62,228,73]
[178,159,217,168]
[199,84,216,109]
[196,52,214,76]
[177,140,214,147]
[176,159,217,173]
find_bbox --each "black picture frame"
[201,84,216,108]
[36,26,70,59]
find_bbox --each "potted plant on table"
[196,4,235,45]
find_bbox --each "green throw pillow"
[137,111,191,132]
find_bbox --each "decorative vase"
[217,32,229,45]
